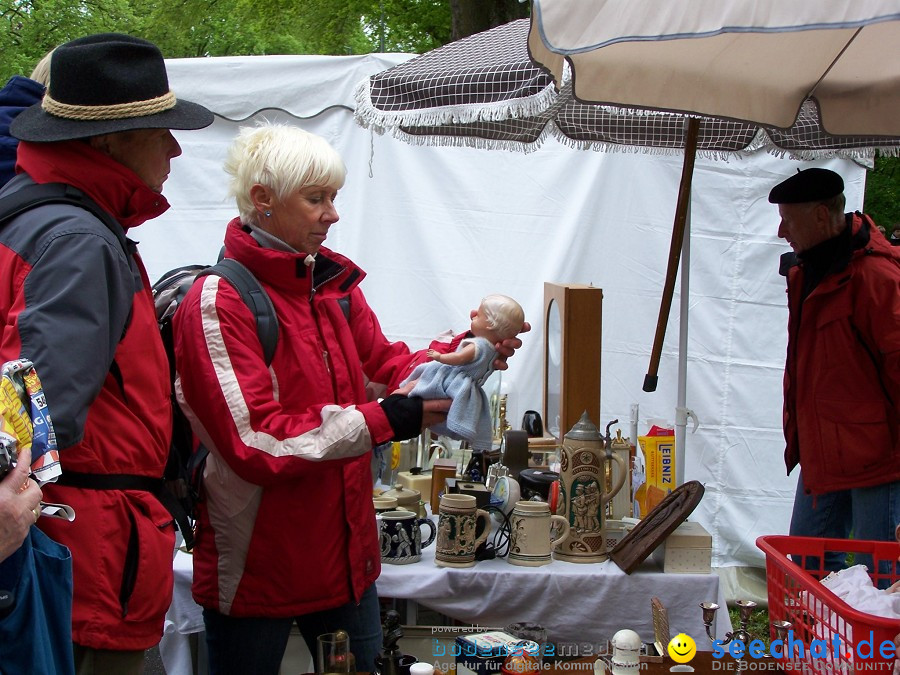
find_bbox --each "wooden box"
[430,458,459,512]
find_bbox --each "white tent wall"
[146,54,866,577]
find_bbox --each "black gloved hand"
[379,394,423,441]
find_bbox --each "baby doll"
[402,294,525,450]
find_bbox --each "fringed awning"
[355,19,900,160]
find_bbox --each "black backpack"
[151,256,279,549]
[0,183,279,551]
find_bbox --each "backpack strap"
[0,182,129,254]
[338,294,351,321]
[200,258,279,367]
[202,259,349,362]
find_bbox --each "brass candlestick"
[701,602,793,663]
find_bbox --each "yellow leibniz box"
[635,425,675,518]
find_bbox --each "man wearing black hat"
[770,167,900,568]
[0,34,212,673]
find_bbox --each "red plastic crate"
[757,535,900,673]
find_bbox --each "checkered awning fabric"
[355,19,900,159]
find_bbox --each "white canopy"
[144,53,867,576]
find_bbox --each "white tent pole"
[675,199,691,486]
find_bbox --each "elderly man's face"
[91,128,182,193]
[777,202,832,253]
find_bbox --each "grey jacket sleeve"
[18,211,136,449]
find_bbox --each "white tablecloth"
[162,538,732,674]
[375,535,732,649]
[159,551,206,675]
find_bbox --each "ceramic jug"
[373,496,399,514]
[553,412,626,563]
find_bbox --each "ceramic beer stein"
[435,493,491,568]
[507,500,570,567]
[553,413,626,563]
[379,510,436,564]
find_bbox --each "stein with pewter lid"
[553,412,626,563]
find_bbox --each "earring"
[265,210,271,217]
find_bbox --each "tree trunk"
[449,0,529,41]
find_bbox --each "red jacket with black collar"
[782,212,900,494]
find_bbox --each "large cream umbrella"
[528,0,900,136]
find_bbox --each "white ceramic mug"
[373,496,399,513]
[507,500,570,567]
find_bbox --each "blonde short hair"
[481,294,525,340]
[224,123,346,225]
[30,48,55,87]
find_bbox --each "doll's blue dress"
[402,336,496,450]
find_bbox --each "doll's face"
[469,304,496,340]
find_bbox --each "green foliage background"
[0,0,897,213]
[865,155,900,232]
[0,0,451,77]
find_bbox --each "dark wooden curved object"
[610,480,705,574]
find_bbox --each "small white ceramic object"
[610,630,641,675]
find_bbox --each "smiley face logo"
[667,633,697,664]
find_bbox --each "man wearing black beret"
[770,167,900,569]
[0,34,213,673]
[891,226,900,246]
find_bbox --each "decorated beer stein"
[553,412,626,563]
[379,510,436,564]
[435,493,491,568]
[507,500,570,567]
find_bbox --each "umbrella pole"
[675,202,691,486]
[642,117,700,393]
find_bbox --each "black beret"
[768,168,844,204]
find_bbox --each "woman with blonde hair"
[173,122,525,674]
